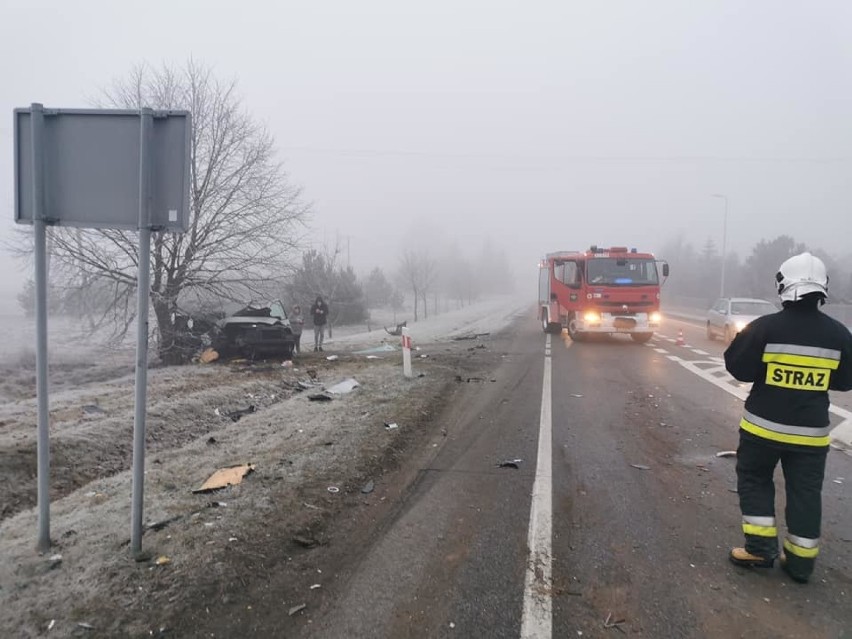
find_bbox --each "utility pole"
[712,194,728,298]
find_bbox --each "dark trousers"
[737,433,827,578]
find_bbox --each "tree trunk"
[153,298,181,365]
[412,287,419,321]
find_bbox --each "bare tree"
[398,249,437,321]
[41,61,308,363]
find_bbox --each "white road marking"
[666,355,680,362]
[691,349,709,356]
[521,335,554,638]
[653,348,668,354]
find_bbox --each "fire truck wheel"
[567,317,585,342]
[631,332,653,344]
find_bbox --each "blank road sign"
[14,108,190,232]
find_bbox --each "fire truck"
[538,246,669,343]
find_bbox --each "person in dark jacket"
[310,295,329,352]
[725,252,852,583]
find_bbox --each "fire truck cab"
[538,246,669,343]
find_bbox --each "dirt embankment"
[0,333,503,638]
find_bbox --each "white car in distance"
[706,297,778,343]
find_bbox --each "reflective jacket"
[724,303,852,451]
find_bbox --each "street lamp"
[711,194,728,298]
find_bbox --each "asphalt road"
[304,315,852,639]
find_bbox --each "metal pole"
[720,196,728,298]
[31,103,51,553]
[130,108,153,557]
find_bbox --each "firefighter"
[724,252,852,583]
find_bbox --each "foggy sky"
[2,0,851,314]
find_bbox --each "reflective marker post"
[30,103,51,553]
[402,327,412,378]
[130,108,153,557]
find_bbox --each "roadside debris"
[498,459,523,469]
[384,321,407,336]
[326,378,359,395]
[452,332,491,341]
[327,486,340,494]
[308,393,333,402]
[82,404,106,415]
[310,584,322,590]
[361,480,375,494]
[192,464,255,493]
[384,422,399,430]
[354,344,398,354]
[199,348,219,363]
[154,556,171,566]
[716,451,737,458]
[569,394,584,398]
[76,622,95,630]
[630,464,651,471]
[833,478,844,484]
[292,535,318,548]
[288,603,307,616]
[281,360,294,369]
[47,554,63,568]
[207,437,218,445]
[146,515,183,532]
[226,405,256,422]
[604,613,626,632]
[326,355,339,361]
[47,620,55,631]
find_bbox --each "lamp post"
[712,194,728,298]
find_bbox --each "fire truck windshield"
[586,258,659,286]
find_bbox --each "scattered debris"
[306,369,318,379]
[716,451,737,458]
[302,503,320,511]
[355,344,398,354]
[81,404,106,415]
[569,394,584,398]
[288,603,307,616]
[449,622,456,629]
[604,613,626,631]
[327,486,340,494]
[361,480,375,494]
[292,535,318,548]
[326,378,359,395]
[833,479,844,484]
[207,501,227,508]
[498,459,523,469]
[384,422,399,430]
[199,348,219,363]
[308,393,333,402]
[326,355,339,361]
[452,332,491,341]
[154,556,171,566]
[47,554,62,568]
[146,515,183,532]
[281,360,294,368]
[630,464,651,471]
[47,619,55,631]
[226,405,256,422]
[207,436,218,445]
[310,584,322,590]
[76,622,95,630]
[192,464,255,493]
[728,488,738,493]
[384,321,407,336]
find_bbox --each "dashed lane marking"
[691,349,709,356]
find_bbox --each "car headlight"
[734,320,747,331]
[650,312,662,324]
[583,311,601,323]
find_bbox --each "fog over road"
[301,315,852,638]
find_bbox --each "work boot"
[780,553,809,584]
[729,547,775,568]
[319,346,323,352]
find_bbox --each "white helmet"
[775,252,828,302]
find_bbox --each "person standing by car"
[290,305,305,354]
[725,252,852,583]
[310,295,329,352]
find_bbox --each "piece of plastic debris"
[569,394,584,398]
[716,451,737,458]
[192,464,255,493]
[630,464,651,470]
[310,584,322,590]
[326,378,359,395]
[154,556,171,566]
[384,422,399,430]
[366,355,379,359]
[327,486,340,494]
[308,393,332,402]
[48,553,63,564]
[199,348,219,363]
[82,404,105,415]
[288,603,307,616]
[497,459,523,469]
[229,537,238,542]
[226,405,256,422]
[326,355,339,361]
[76,622,95,630]
[47,620,55,631]
[282,360,294,368]
[833,479,844,484]
[214,408,221,416]
[361,480,375,494]
[449,622,456,629]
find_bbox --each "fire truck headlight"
[583,311,601,323]
[650,312,662,324]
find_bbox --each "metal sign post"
[130,109,153,557]
[14,105,189,558]
[30,103,52,553]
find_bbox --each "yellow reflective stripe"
[784,538,820,559]
[762,352,840,370]
[743,523,777,537]
[740,418,830,447]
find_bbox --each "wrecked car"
[211,300,296,361]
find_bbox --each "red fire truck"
[538,246,669,342]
